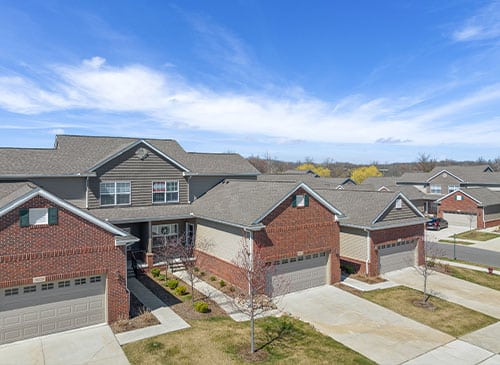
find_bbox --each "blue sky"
[0,1,499,163]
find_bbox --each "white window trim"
[296,194,305,207]
[430,184,442,194]
[152,223,179,246]
[29,208,49,225]
[152,180,180,204]
[448,185,460,193]
[100,181,131,207]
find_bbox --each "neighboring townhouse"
[191,180,342,295]
[315,189,426,275]
[436,188,500,229]
[0,182,136,344]
[257,173,356,189]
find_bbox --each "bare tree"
[414,233,441,304]
[231,237,281,354]
[416,153,436,172]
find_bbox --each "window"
[305,255,311,260]
[430,184,442,194]
[319,252,326,257]
[152,223,178,246]
[298,256,304,261]
[455,195,463,201]
[395,198,402,209]
[5,288,19,296]
[75,278,86,285]
[90,276,101,283]
[20,207,58,227]
[281,258,288,264]
[152,181,179,203]
[100,182,131,206]
[23,286,36,293]
[292,194,309,207]
[290,257,297,263]
[58,281,70,288]
[448,185,460,193]
[41,283,54,291]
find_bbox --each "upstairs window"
[395,198,402,209]
[430,184,442,194]
[448,185,460,193]
[152,181,179,203]
[20,207,58,227]
[100,182,131,206]
[292,194,309,207]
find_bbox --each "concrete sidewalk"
[384,268,500,319]
[173,270,280,322]
[115,278,190,345]
[403,340,495,365]
[341,276,399,291]
[435,259,499,275]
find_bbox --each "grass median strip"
[441,266,500,291]
[123,316,375,365]
[349,286,497,337]
[454,230,500,241]
[438,239,474,245]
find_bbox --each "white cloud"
[452,1,500,42]
[0,57,500,147]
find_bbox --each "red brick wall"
[195,250,245,289]
[438,191,484,228]
[368,224,424,276]
[0,195,128,323]
[254,188,341,284]
[485,218,500,228]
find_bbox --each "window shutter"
[48,207,58,225]
[304,194,309,207]
[19,208,29,227]
[292,195,297,207]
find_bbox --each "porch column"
[146,221,154,269]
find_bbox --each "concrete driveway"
[0,324,128,365]
[384,268,500,319]
[276,286,453,365]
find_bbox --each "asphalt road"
[428,241,500,268]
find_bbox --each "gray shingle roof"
[257,174,352,187]
[0,135,259,177]
[191,180,301,227]
[90,204,193,224]
[0,182,36,208]
[398,165,500,185]
[452,188,500,206]
[361,176,398,187]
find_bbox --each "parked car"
[426,218,448,231]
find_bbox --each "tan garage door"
[379,240,417,274]
[0,275,105,345]
[267,252,328,296]
[443,212,477,229]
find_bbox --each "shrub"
[200,271,206,276]
[210,276,217,281]
[167,279,179,289]
[194,301,209,313]
[151,268,161,277]
[229,286,236,292]
[158,274,166,281]
[194,267,200,273]
[219,280,226,288]
[175,285,187,295]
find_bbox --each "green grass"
[436,257,500,270]
[360,286,497,337]
[438,239,474,245]
[123,316,375,365]
[454,230,500,241]
[443,266,500,291]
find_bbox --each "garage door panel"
[0,275,106,345]
[379,242,417,274]
[443,212,477,228]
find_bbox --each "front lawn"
[440,265,500,291]
[123,316,375,365]
[357,286,497,337]
[454,230,500,241]
[438,239,474,245]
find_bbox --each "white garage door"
[379,240,417,274]
[0,275,106,345]
[443,212,477,229]
[267,252,328,296]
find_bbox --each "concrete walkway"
[341,276,399,291]
[173,270,280,322]
[384,268,500,319]
[277,285,453,365]
[0,324,128,365]
[115,278,190,345]
[403,340,495,365]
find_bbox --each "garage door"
[443,212,477,229]
[0,275,105,345]
[379,240,417,274]
[267,252,328,296]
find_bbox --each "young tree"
[232,236,281,354]
[350,165,382,183]
[416,153,436,172]
[413,232,441,304]
[296,163,331,177]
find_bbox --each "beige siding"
[340,227,367,261]
[378,200,419,223]
[195,219,244,263]
[30,177,86,208]
[427,173,461,194]
[88,143,188,208]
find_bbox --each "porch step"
[169,261,186,273]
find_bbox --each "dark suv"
[426,218,448,231]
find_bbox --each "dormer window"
[20,207,58,227]
[292,194,309,207]
[395,198,402,210]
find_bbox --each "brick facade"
[196,188,341,291]
[368,224,424,276]
[438,191,484,228]
[0,195,128,323]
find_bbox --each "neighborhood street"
[428,241,500,268]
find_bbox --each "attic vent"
[442,173,447,178]
[136,147,149,160]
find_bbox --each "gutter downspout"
[85,176,89,209]
[187,175,192,203]
[365,229,371,276]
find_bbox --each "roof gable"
[426,169,464,183]
[372,193,424,224]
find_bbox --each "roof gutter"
[182,172,259,177]
[0,173,96,179]
[339,219,426,231]
[197,215,265,231]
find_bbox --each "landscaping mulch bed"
[349,273,386,284]
[111,293,160,334]
[137,272,227,321]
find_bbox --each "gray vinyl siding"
[340,227,367,261]
[426,173,461,194]
[87,143,188,209]
[377,200,420,223]
[30,177,86,208]
[484,204,500,221]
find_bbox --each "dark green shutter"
[19,208,29,227]
[304,194,309,207]
[48,207,58,225]
[292,195,297,207]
